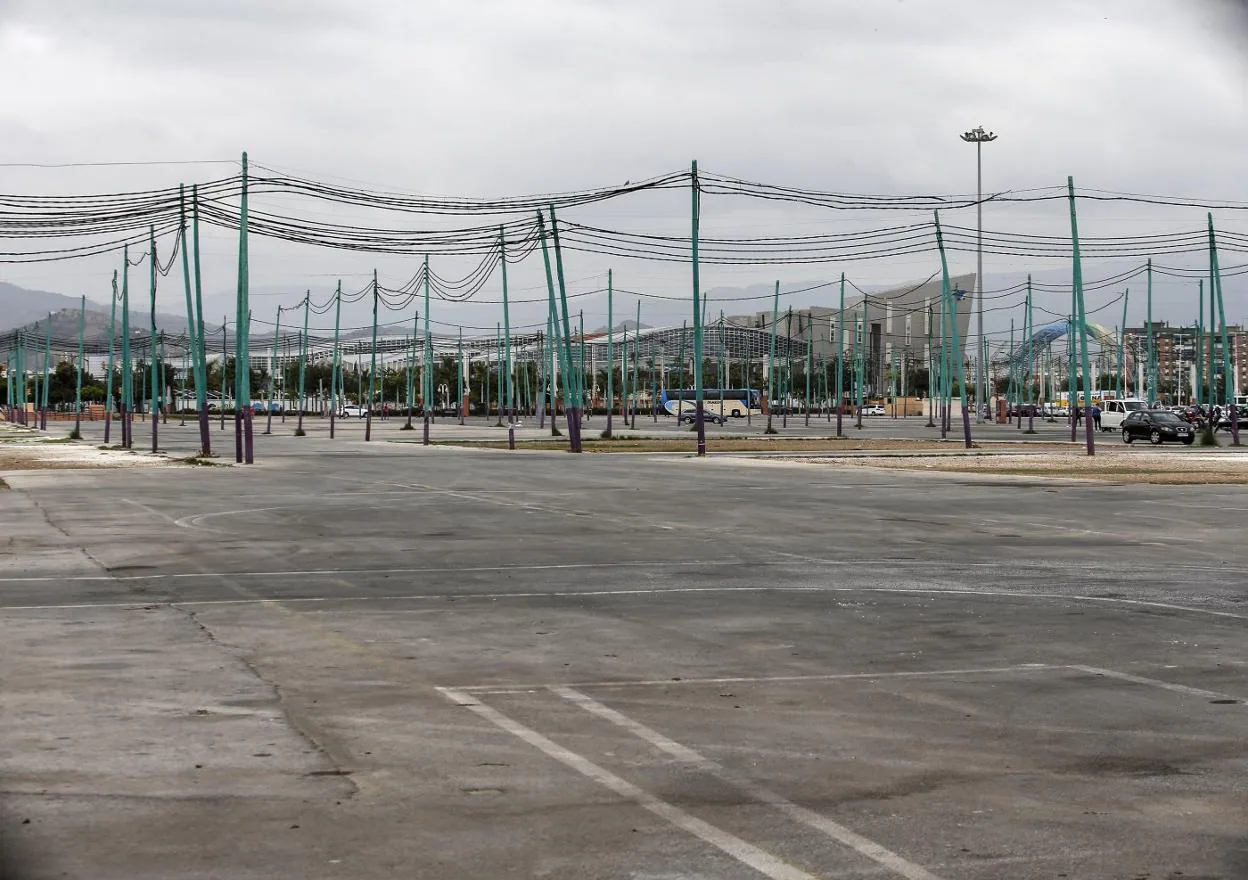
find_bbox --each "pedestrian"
[1092,404,1102,431]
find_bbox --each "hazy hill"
[0,281,90,331]
[0,282,187,341]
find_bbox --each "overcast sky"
[1,0,1245,343]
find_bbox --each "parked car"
[339,404,367,419]
[863,404,886,416]
[678,411,727,425]
[1120,409,1195,445]
[1099,398,1148,431]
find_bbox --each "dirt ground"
[781,450,1248,484]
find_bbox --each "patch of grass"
[293,427,306,437]
[178,455,221,467]
[0,477,9,489]
[399,422,415,431]
[67,429,82,440]
[1199,427,1220,447]
[42,437,77,444]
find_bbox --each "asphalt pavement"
[1,417,1246,879]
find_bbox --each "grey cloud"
[0,0,1241,334]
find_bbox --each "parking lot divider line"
[1068,665,1245,703]
[552,686,946,880]
[435,688,820,880]
[454,664,1054,694]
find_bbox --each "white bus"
[661,388,762,418]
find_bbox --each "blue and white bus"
[661,388,762,418]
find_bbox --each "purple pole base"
[243,408,254,463]
[565,407,583,452]
[198,408,211,456]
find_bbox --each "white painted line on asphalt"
[0,585,783,612]
[0,559,749,585]
[120,497,180,524]
[1021,520,1207,544]
[173,506,286,533]
[457,664,1055,694]
[553,685,946,880]
[436,687,821,880]
[5,585,1248,625]
[1068,665,1245,703]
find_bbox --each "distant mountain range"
[0,281,189,341]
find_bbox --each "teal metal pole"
[500,228,514,425]
[121,250,132,446]
[178,185,203,454]
[494,323,503,426]
[40,313,51,429]
[366,270,378,441]
[296,292,309,435]
[1197,280,1205,409]
[933,211,973,447]
[1145,258,1155,404]
[73,295,85,437]
[159,333,167,425]
[605,270,614,437]
[1118,290,1129,398]
[405,311,416,430]
[1210,214,1238,443]
[1025,277,1036,433]
[104,272,118,443]
[190,186,210,454]
[330,281,341,438]
[457,327,465,425]
[148,226,159,451]
[423,255,433,445]
[632,300,641,429]
[1066,177,1095,454]
[690,159,706,454]
[836,273,845,436]
[234,152,253,463]
[766,281,778,433]
[804,316,812,426]
[546,206,582,451]
[857,309,868,430]
[622,324,630,424]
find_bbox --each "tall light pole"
[961,124,997,422]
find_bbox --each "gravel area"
[0,425,191,470]
[778,447,1248,483]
